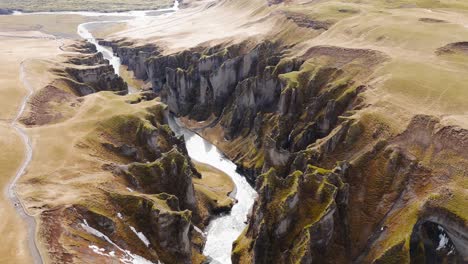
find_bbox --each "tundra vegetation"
[0,0,467,263]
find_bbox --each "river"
[167,118,257,264]
[11,0,257,263]
[75,3,257,262]
[78,4,258,262]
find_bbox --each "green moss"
[306,164,332,175]
[288,229,311,264]
[279,71,302,89]
[336,84,358,104]
[127,148,188,184]
[200,47,229,60]
[273,58,295,75]
[232,228,254,263]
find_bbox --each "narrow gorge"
[98,1,468,262]
[0,0,467,263]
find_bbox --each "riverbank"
[1,1,252,263]
[168,116,256,263]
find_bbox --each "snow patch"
[436,226,450,251]
[130,226,151,247]
[193,225,206,236]
[81,219,155,263]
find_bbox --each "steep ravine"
[102,35,468,263]
[168,117,256,264]
[74,2,259,263]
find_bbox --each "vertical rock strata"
[104,36,468,264]
[36,102,209,264]
[21,42,233,264]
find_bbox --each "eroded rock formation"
[21,41,234,264]
[103,33,468,263]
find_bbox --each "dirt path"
[7,61,43,264]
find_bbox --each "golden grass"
[193,161,235,211]
[0,124,33,264]
[0,33,64,263]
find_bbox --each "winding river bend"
[12,0,257,263]
[168,118,257,264]
[75,2,257,262]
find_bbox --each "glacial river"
[12,1,257,263]
[75,2,257,263]
[168,118,257,264]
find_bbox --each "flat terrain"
[0,0,172,12]
[0,32,64,264]
[0,124,29,264]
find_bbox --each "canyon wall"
[104,34,468,263]
[19,41,235,264]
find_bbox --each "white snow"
[81,219,155,263]
[130,226,151,247]
[436,226,450,251]
[193,225,206,236]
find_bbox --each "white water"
[73,0,179,93]
[168,118,257,264]
[77,22,123,76]
[14,0,180,94]
[10,1,255,263]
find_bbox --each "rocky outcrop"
[122,148,198,213]
[410,204,468,264]
[54,41,128,96]
[232,166,348,264]
[102,40,283,120]
[278,11,333,30]
[104,34,467,264]
[436,42,468,55]
[35,101,218,264]
[61,64,127,95]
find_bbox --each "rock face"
[103,40,283,120]
[36,102,209,264]
[26,40,236,264]
[61,64,127,95]
[122,148,198,213]
[55,41,128,96]
[105,35,468,263]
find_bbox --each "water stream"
[168,118,257,264]
[11,1,257,263]
[75,2,256,261]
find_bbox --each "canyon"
[0,0,467,263]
